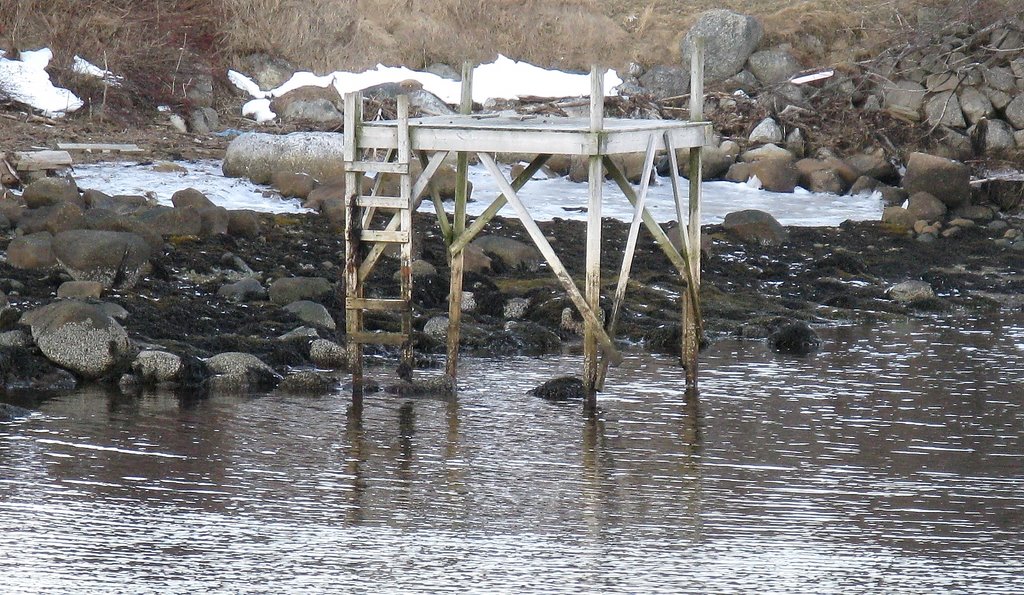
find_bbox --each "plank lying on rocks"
[56,142,143,153]
[9,150,73,172]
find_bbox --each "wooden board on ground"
[8,150,73,172]
[56,142,143,153]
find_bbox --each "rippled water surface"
[2,314,1023,593]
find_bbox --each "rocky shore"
[1,8,1023,405]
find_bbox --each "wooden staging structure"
[344,46,710,410]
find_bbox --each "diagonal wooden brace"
[478,153,623,366]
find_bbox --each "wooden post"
[397,95,414,377]
[583,65,605,410]
[445,62,474,384]
[684,37,705,388]
[344,91,364,403]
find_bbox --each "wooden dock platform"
[344,45,709,409]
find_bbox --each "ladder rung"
[349,161,409,174]
[360,230,409,243]
[349,331,409,346]
[356,196,409,209]
[347,297,409,311]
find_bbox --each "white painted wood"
[57,142,142,152]
[11,150,72,171]
[478,152,622,366]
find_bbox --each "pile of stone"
[0,176,353,395]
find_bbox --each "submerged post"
[684,38,705,388]
[583,65,605,411]
[344,91,364,403]
[445,61,474,385]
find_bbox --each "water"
[72,160,884,226]
[2,314,1022,593]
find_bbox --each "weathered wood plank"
[360,229,408,243]
[346,297,409,311]
[343,91,364,401]
[348,331,408,346]
[348,161,409,174]
[479,152,622,367]
[446,62,474,383]
[597,134,657,390]
[56,142,143,153]
[11,150,72,171]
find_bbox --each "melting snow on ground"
[72,160,883,226]
[0,48,84,117]
[230,55,621,122]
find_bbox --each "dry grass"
[0,0,1018,113]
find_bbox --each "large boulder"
[1005,94,1024,130]
[222,131,346,184]
[21,177,80,208]
[906,192,947,222]
[270,85,345,124]
[21,301,134,379]
[268,276,334,305]
[471,236,542,271]
[882,80,926,120]
[902,152,971,208]
[7,232,56,269]
[136,205,202,237]
[924,91,966,128]
[958,86,994,125]
[205,352,280,388]
[746,48,801,85]
[240,52,295,91]
[52,230,151,289]
[283,300,336,330]
[638,65,690,98]
[750,158,799,193]
[681,10,764,82]
[722,209,789,245]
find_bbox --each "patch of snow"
[232,55,622,120]
[71,161,883,226]
[73,161,308,214]
[72,55,122,85]
[0,48,83,117]
[242,98,276,123]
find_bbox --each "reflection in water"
[1,314,1023,593]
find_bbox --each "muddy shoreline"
[2,188,1021,402]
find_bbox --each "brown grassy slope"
[0,0,1016,105]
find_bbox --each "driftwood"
[7,150,73,172]
[1,157,21,187]
[57,142,143,153]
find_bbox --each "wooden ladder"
[343,92,414,397]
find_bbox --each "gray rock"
[205,352,280,388]
[722,69,758,93]
[268,276,333,305]
[283,300,336,330]
[309,339,348,369]
[971,118,1017,153]
[882,80,926,120]
[171,188,215,210]
[270,86,344,124]
[676,145,734,180]
[0,330,32,348]
[902,152,971,208]
[739,143,794,162]
[218,277,267,302]
[425,62,460,81]
[169,114,188,133]
[888,280,935,303]
[906,191,947,221]
[504,297,530,320]
[189,107,219,134]
[57,280,104,299]
[471,236,541,271]
[722,209,789,245]
[271,172,317,199]
[846,148,897,182]
[750,158,799,193]
[22,177,80,208]
[768,321,821,355]
[784,127,805,157]
[7,232,56,269]
[746,48,801,84]
[982,87,1013,111]
[958,86,994,125]
[748,117,783,143]
[396,259,437,281]
[278,370,335,395]
[423,316,449,341]
[241,53,295,91]
[882,206,915,228]
[681,10,764,82]
[1005,94,1024,130]
[52,229,151,289]
[132,350,183,384]
[223,132,346,185]
[638,65,690,98]
[23,300,134,379]
[409,89,456,116]
[924,91,966,128]
[227,210,262,238]
[136,205,202,237]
